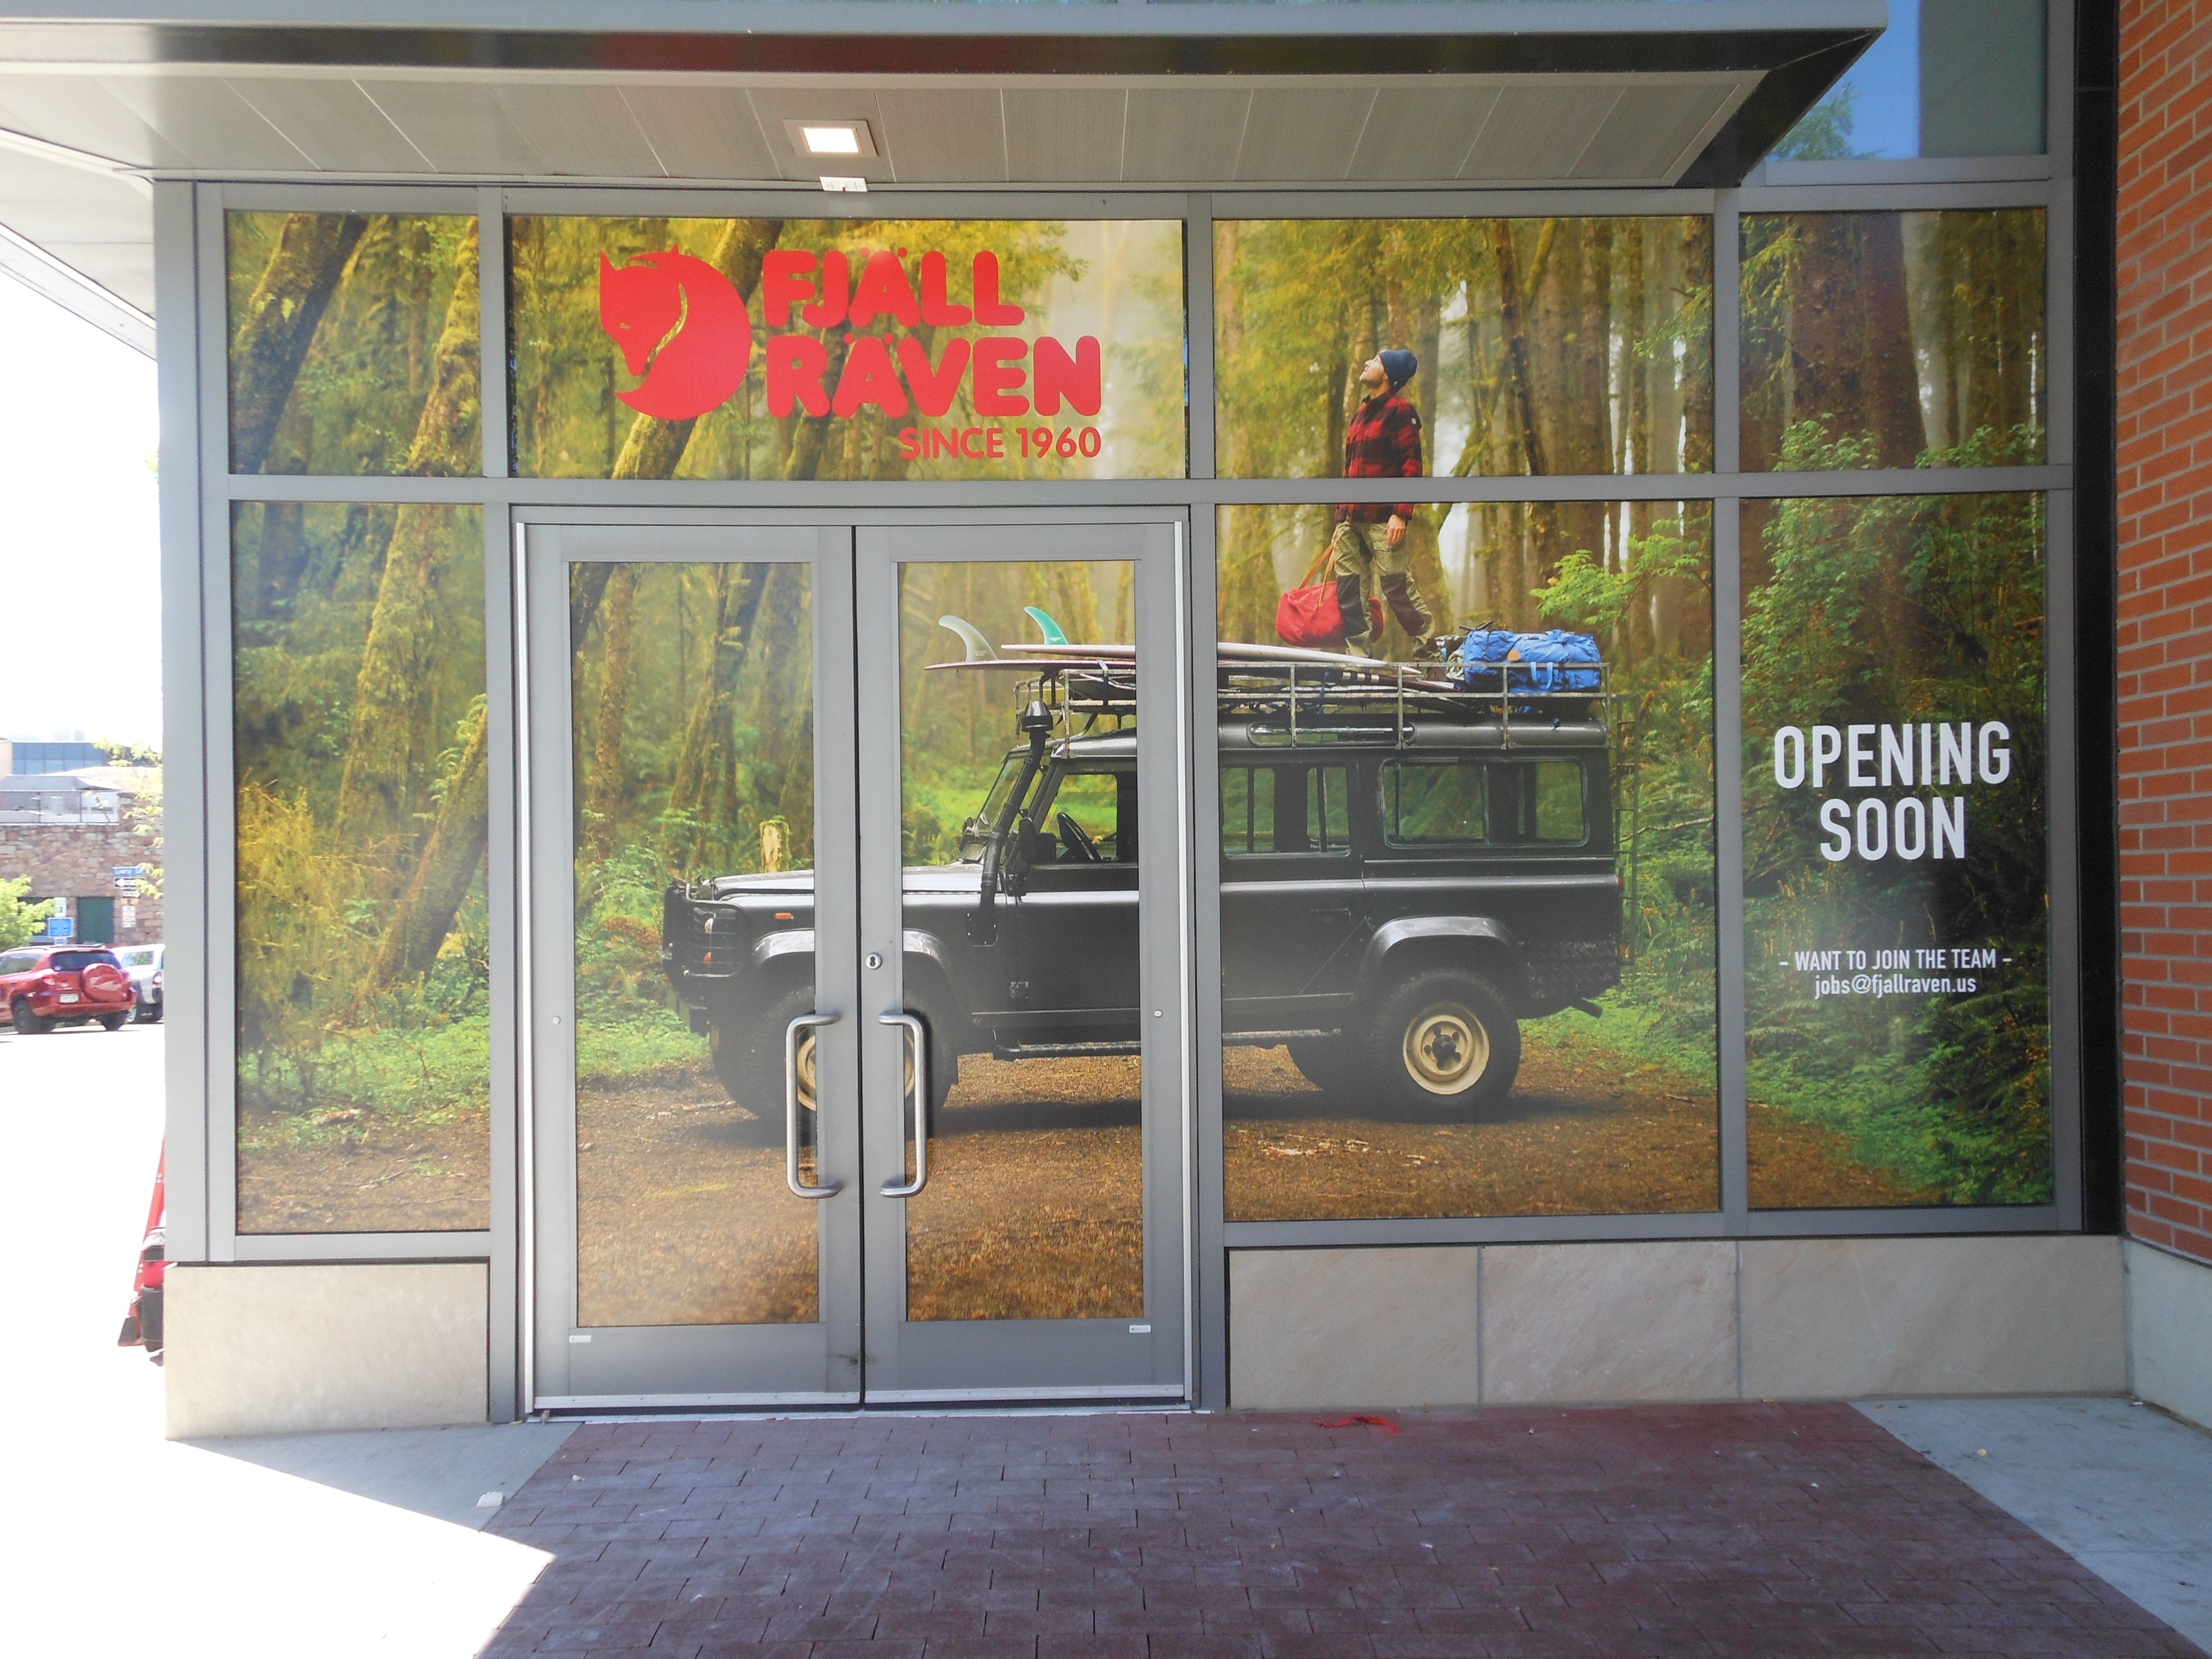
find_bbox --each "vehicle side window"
[1035,767,1134,862]
[1384,760,1487,845]
[1492,760,1588,845]
[0,951,35,975]
[1222,764,1349,856]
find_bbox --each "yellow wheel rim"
[1403,1004,1490,1096]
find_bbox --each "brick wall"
[0,791,164,946]
[2118,0,2212,1264]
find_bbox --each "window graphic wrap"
[511,216,1185,480]
[1742,493,2051,1208]
[232,502,489,1233]
[1741,209,2046,471]
[1216,500,1721,1221]
[227,212,481,478]
[1214,217,1712,481]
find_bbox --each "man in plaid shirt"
[1331,348,1434,657]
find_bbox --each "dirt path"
[236,1114,489,1233]
[1226,1043,1931,1219]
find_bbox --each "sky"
[0,275,162,756]
[1831,0,1921,159]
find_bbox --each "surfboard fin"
[1024,606,1069,646]
[938,615,997,662]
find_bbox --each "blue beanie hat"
[1378,348,1418,391]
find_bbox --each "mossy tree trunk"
[229,212,368,474]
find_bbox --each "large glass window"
[1215,216,1712,480]
[232,501,489,1233]
[1776,0,2047,160]
[227,212,481,477]
[509,216,1185,481]
[1741,492,2050,1208]
[1216,500,1718,1221]
[1743,210,2046,471]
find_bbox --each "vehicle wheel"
[10,999,53,1035]
[710,982,816,1143]
[1286,1038,1366,1102]
[98,1012,129,1032]
[1365,969,1520,1116]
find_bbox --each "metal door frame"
[521,519,862,1410]
[516,505,1194,1412]
[854,518,1192,1405]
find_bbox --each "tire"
[11,999,53,1035]
[1286,1038,1365,1101]
[1364,969,1520,1117]
[710,982,816,1145]
[98,1012,129,1033]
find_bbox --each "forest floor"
[1224,1042,1933,1219]
[236,1111,491,1233]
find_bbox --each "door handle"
[785,1012,841,1200]
[878,1011,929,1198]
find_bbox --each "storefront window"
[1214,216,1712,480]
[227,212,481,477]
[1776,0,2045,160]
[232,501,489,1232]
[1742,209,2046,471]
[1216,499,1719,1221]
[509,216,1185,480]
[1741,492,2050,1208]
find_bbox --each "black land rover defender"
[662,650,1621,1121]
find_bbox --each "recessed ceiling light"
[785,118,877,160]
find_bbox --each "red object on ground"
[1312,1414,1400,1434]
[117,1147,165,1358]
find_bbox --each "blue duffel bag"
[1455,628,1602,693]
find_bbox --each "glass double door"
[526,518,1186,1407]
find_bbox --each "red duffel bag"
[1275,545,1383,650]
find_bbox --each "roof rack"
[990,652,1609,751]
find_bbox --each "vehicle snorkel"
[968,697,1056,944]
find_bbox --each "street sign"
[114,877,142,895]
[47,915,74,939]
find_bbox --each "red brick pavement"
[482,1402,2205,1658]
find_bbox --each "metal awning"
[0,1,1881,348]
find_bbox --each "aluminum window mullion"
[158,178,212,1266]
[1735,178,2064,214]
[1715,495,1748,1231]
[198,180,242,1264]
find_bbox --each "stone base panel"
[1230,1236,2128,1409]
[2126,1238,2212,1432]
[165,1262,488,1439]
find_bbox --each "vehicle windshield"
[957,749,1031,862]
[53,950,120,972]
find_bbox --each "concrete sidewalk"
[1865,1396,2212,1654]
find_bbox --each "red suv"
[0,944,136,1033]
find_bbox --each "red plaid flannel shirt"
[1338,392,1423,525]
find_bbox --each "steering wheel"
[1056,810,1103,863]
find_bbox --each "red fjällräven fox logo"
[598,250,751,422]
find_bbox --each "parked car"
[0,944,136,1033]
[113,941,164,1022]
[117,1147,165,1362]
[662,644,1620,1123]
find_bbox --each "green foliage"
[232,501,490,1158]
[1772,86,1861,162]
[0,877,56,953]
[227,212,476,476]
[1741,447,2051,1204]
